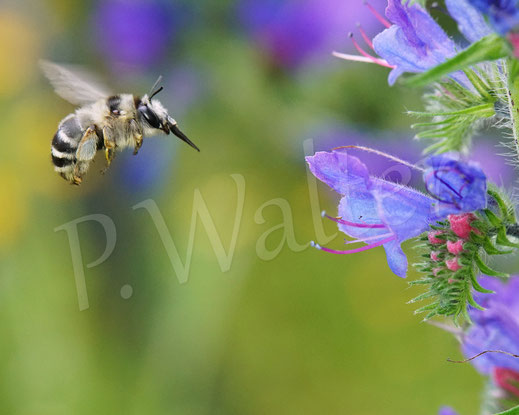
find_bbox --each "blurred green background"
[0,0,494,413]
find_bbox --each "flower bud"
[428,231,445,244]
[448,213,478,239]
[446,257,462,271]
[447,239,464,255]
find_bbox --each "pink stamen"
[344,232,395,245]
[323,212,386,229]
[350,33,376,60]
[332,52,394,68]
[364,0,391,28]
[356,23,374,50]
[348,32,396,66]
[311,235,396,255]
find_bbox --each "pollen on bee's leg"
[322,210,386,229]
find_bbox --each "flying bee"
[40,60,200,185]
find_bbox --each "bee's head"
[137,81,199,151]
[138,94,169,133]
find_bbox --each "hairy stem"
[506,58,519,165]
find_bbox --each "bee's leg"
[71,172,82,186]
[133,134,143,155]
[102,126,116,167]
[74,126,99,184]
[130,119,143,155]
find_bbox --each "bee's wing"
[39,60,112,105]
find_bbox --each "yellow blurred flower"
[0,11,40,97]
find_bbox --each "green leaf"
[488,188,515,221]
[482,237,514,255]
[411,117,457,128]
[469,269,495,294]
[408,103,495,117]
[408,291,437,304]
[414,302,438,315]
[474,253,509,278]
[484,209,504,227]
[493,405,519,415]
[464,68,494,101]
[405,34,510,87]
[497,227,519,248]
[466,287,485,310]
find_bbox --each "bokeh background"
[0,0,515,413]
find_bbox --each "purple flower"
[462,276,519,375]
[471,140,516,186]
[424,153,487,215]
[438,407,459,415]
[93,0,177,72]
[471,0,519,35]
[115,140,176,194]
[445,0,493,43]
[306,149,488,277]
[372,0,490,85]
[237,0,385,69]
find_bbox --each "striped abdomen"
[51,114,84,181]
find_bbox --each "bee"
[40,60,200,185]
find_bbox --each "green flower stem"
[494,405,519,415]
[506,58,519,165]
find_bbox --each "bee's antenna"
[149,75,163,99]
[150,86,164,100]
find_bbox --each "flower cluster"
[306,150,488,280]
[335,0,491,85]
[306,0,519,413]
[441,277,519,414]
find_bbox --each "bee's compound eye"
[138,105,161,129]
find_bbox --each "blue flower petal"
[337,194,388,241]
[305,151,371,195]
[306,150,488,279]
[387,0,456,57]
[424,153,487,216]
[438,407,459,415]
[338,192,410,278]
[445,0,492,43]
[471,0,519,35]
[307,150,439,278]
[370,177,439,242]
[462,276,519,375]
[382,239,408,278]
[373,0,457,85]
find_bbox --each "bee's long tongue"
[170,124,200,152]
